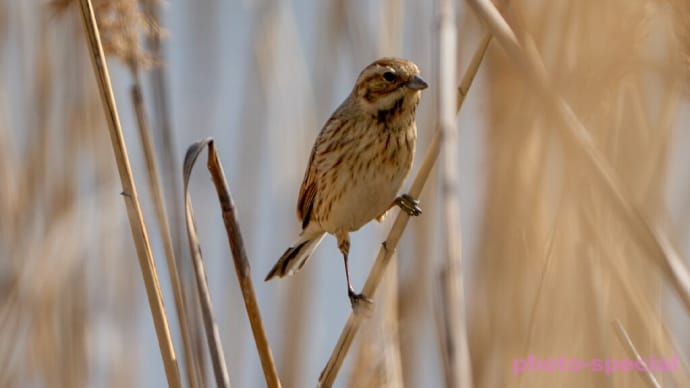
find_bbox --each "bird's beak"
[407,75,428,90]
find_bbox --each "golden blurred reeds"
[470,0,690,387]
[2,0,690,387]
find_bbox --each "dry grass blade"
[76,1,181,387]
[318,34,492,387]
[182,139,231,388]
[464,0,690,315]
[612,320,662,388]
[184,138,281,388]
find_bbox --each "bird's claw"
[395,194,422,216]
[348,290,373,314]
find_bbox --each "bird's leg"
[394,193,422,216]
[337,231,372,310]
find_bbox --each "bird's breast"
[318,124,416,233]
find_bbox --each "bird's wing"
[297,116,342,230]
[297,179,316,230]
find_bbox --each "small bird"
[265,57,427,309]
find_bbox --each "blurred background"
[1,0,690,387]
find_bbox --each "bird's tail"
[265,232,326,281]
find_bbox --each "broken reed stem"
[130,71,199,388]
[182,140,231,388]
[318,33,492,387]
[464,0,690,315]
[612,320,662,388]
[437,0,473,386]
[184,139,282,388]
[76,1,181,387]
[206,141,281,388]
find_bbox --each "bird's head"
[353,57,428,118]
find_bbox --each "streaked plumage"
[265,57,427,309]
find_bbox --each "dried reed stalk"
[76,1,181,387]
[184,138,281,388]
[318,34,492,387]
[130,72,199,388]
[436,0,473,386]
[138,0,188,287]
[126,21,199,379]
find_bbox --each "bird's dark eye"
[382,71,397,82]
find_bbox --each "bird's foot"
[395,194,422,216]
[348,289,373,315]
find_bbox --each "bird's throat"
[376,97,405,125]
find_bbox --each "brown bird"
[265,57,427,309]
